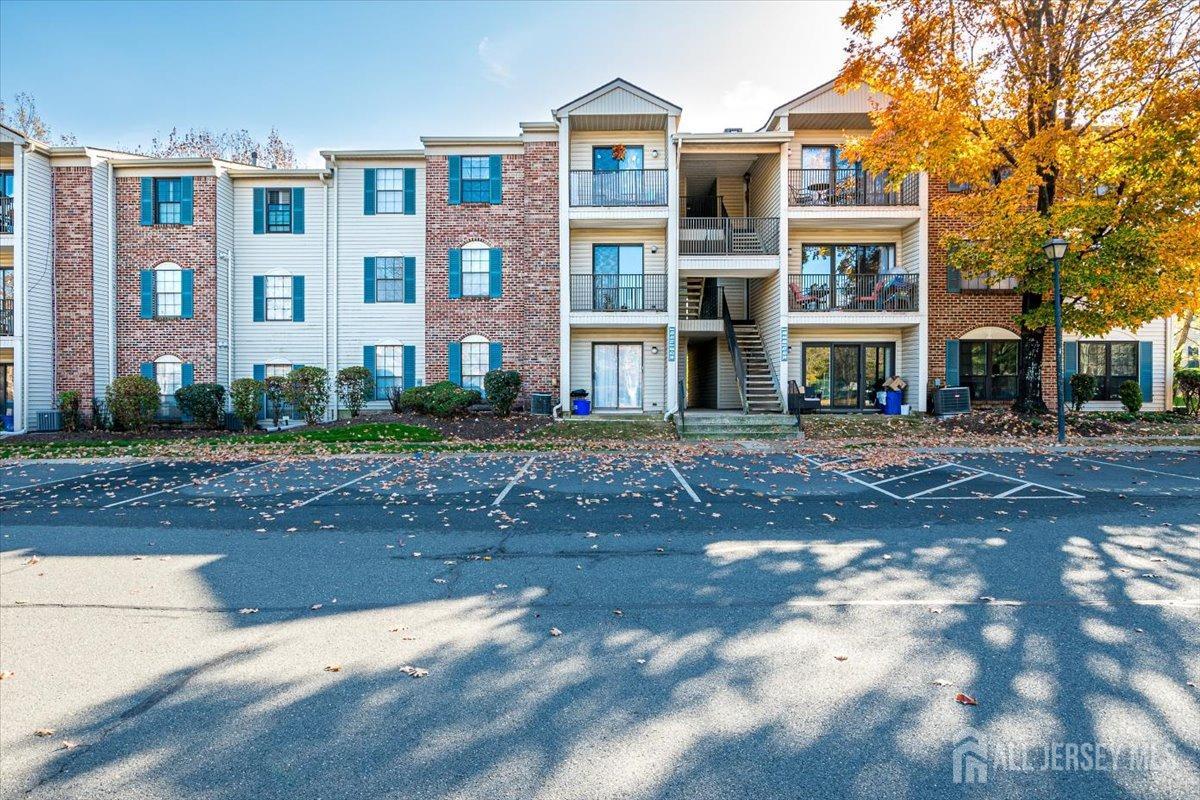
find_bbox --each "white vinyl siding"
[749,270,782,381]
[786,130,873,170]
[1065,319,1170,411]
[569,328,666,414]
[568,130,668,171]
[232,180,326,386]
[92,165,113,394]
[337,164,425,405]
[747,152,782,218]
[22,150,54,417]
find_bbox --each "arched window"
[153,355,183,398]
[460,334,490,393]
[461,241,490,297]
[154,262,183,317]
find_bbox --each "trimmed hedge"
[1118,380,1143,414]
[175,382,226,429]
[106,376,160,432]
[1069,373,1097,412]
[483,370,521,417]
[393,381,480,417]
[231,378,264,430]
[336,366,374,417]
[287,366,329,425]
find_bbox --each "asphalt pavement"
[1,447,1197,800]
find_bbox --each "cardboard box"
[882,375,908,391]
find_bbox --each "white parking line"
[492,455,536,506]
[800,455,905,499]
[904,471,984,499]
[871,463,953,486]
[666,459,701,503]
[2,462,142,494]
[944,462,1085,499]
[287,462,393,509]
[992,482,1032,498]
[102,461,274,509]
[1074,457,1200,482]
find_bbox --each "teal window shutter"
[1063,342,1078,404]
[488,249,502,298]
[181,363,195,387]
[252,187,265,234]
[448,342,462,385]
[1139,341,1153,402]
[179,176,194,225]
[253,364,265,381]
[363,345,377,386]
[292,276,305,321]
[448,249,462,299]
[363,169,376,215]
[403,257,416,303]
[292,188,305,233]
[946,265,961,293]
[945,340,960,387]
[140,362,155,380]
[403,168,416,215]
[252,276,265,321]
[363,257,376,303]
[403,345,416,390]
[140,270,155,318]
[140,178,154,225]
[489,342,502,372]
[488,155,502,204]
[448,156,462,205]
[180,269,194,319]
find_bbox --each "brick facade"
[926,180,1058,408]
[52,167,94,401]
[424,143,560,404]
[114,175,218,381]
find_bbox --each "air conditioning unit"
[933,387,971,417]
[34,410,63,432]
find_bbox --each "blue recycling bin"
[884,389,903,415]
[572,398,591,416]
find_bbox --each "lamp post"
[1042,237,1069,444]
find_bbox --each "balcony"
[569,170,668,207]
[570,273,667,312]
[789,273,919,312]
[680,217,779,256]
[788,168,918,207]
[0,196,12,235]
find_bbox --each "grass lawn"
[244,422,442,444]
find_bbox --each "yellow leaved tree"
[839,0,1200,411]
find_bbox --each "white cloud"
[720,79,780,116]
[477,37,514,87]
[300,147,325,169]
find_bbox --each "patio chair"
[855,278,887,310]
[787,380,823,414]
[790,281,827,311]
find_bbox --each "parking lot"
[1,447,1198,800]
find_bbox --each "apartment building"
[0,79,1177,433]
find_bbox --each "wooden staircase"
[680,277,705,320]
[731,321,783,413]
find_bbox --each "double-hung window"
[155,268,183,317]
[375,169,406,213]
[266,189,292,232]
[461,339,489,394]
[264,275,294,321]
[375,257,405,302]
[155,360,182,400]
[460,157,491,203]
[375,346,403,400]
[155,178,183,224]
[1079,342,1138,401]
[461,248,490,297]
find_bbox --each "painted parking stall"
[0,461,262,511]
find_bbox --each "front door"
[593,343,643,410]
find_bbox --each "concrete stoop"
[679,411,799,440]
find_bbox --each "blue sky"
[1,0,856,165]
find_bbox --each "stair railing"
[721,288,749,413]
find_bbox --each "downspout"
[319,170,331,419]
[16,145,27,432]
[329,156,339,420]
[224,247,234,390]
[108,160,116,386]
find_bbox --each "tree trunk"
[1013,291,1049,414]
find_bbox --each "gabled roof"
[759,78,889,130]
[553,78,681,118]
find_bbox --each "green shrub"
[264,376,288,426]
[336,366,374,417]
[423,381,480,417]
[1118,380,1143,414]
[231,378,264,431]
[1177,367,1200,417]
[57,390,82,432]
[1069,372,1097,412]
[174,383,226,429]
[286,366,329,425]
[483,370,521,417]
[391,385,428,413]
[106,376,160,432]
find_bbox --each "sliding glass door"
[802,343,895,410]
[593,343,643,410]
[593,244,645,311]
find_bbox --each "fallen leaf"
[238,608,259,615]
[932,679,953,687]
[324,664,342,673]
[34,728,55,737]
[310,604,323,611]
[549,627,563,637]
[57,740,78,750]
[399,665,429,678]
[955,692,978,706]
[833,655,848,662]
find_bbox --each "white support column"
[12,145,25,433]
[775,137,790,400]
[557,117,572,414]
[917,172,930,412]
[664,115,681,417]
